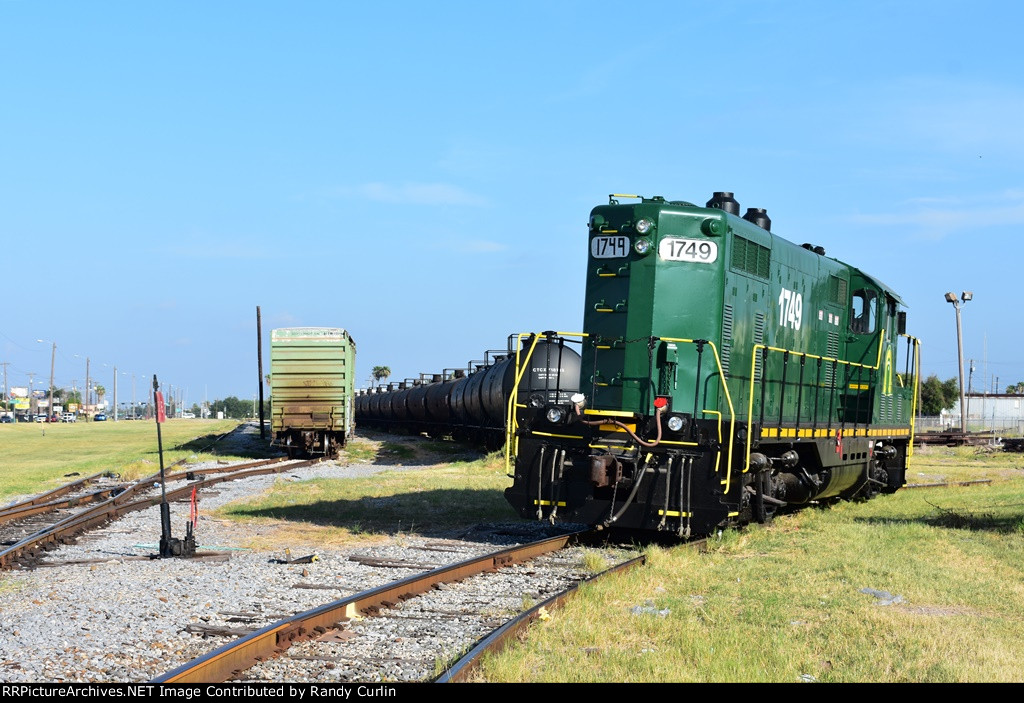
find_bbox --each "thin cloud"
[160,240,275,260]
[851,77,1024,157]
[851,191,1024,239]
[456,239,507,253]
[332,182,487,207]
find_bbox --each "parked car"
[34,414,47,423]
[0,415,13,423]
[61,413,77,423]
[93,413,107,422]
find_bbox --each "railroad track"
[0,456,311,570]
[152,530,646,683]
[0,471,128,527]
[904,479,993,489]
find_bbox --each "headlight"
[667,415,684,432]
[634,238,651,255]
[635,218,654,234]
[546,407,565,423]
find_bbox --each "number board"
[590,236,629,259]
[659,238,718,263]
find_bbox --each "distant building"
[943,393,1024,434]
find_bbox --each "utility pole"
[1,362,9,416]
[27,372,36,416]
[967,359,975,429]
[47,342,55,421]
[256,305,265,438]
[113,366,118,421]
[85,358,90,421]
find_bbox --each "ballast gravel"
[0,426,616,683]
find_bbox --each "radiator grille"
[721,305,733,377]
[732,235,771,279]
[754,313,765,380]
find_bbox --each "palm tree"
[372,366,391,387]
[95,385,106,407]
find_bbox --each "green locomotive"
[504,193,920,537]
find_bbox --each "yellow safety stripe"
[598,423,636,433]
[759,427,912,439]
[584,408,635,418]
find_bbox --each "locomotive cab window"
[850,289,877,334]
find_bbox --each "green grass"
[5,425,1021,681]
[216,447,517,541]
[475,444,1024,683]
[0,419,246,501]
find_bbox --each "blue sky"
[1,1,1021,406]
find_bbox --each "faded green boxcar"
[505,193,920,538]
[270,327,355,458]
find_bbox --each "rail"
[0,457,301,570]
[153,531,588,683]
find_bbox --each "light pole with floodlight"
[944,291,973,434]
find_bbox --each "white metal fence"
[915,416,1024,437]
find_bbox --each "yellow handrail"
[899,333,921,457]
[654,337,737,493]
[504,332,588,473]
[504,333,737,493]
[743,329,917,473]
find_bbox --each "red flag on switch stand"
[156,392,166,423]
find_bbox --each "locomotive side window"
[850,289,877,334]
